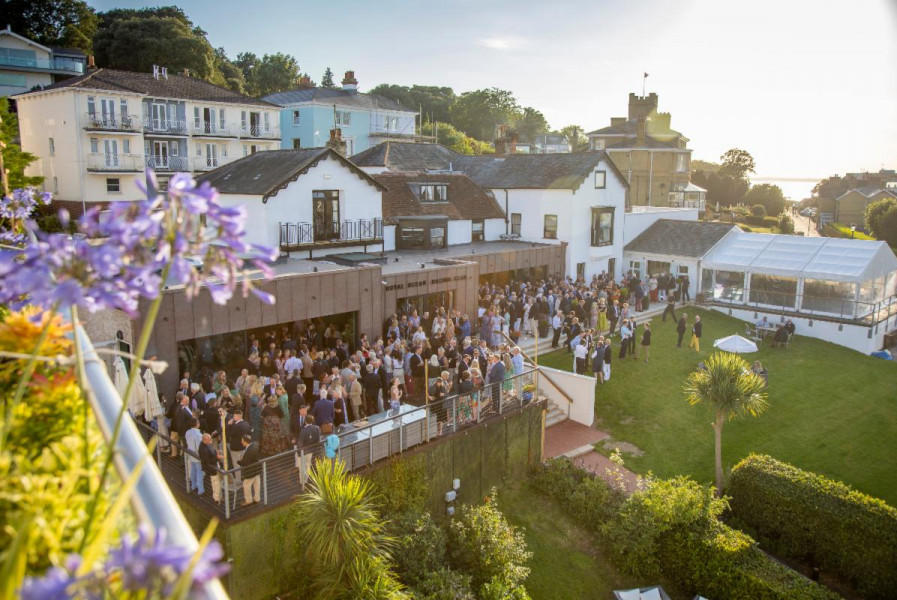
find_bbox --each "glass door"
[203,108,216,133]
[100,98,116,126]
[153,141,169,168]
[104,139,118,167]
[312,190,340,241]
[152,103,167,130]
[205,143,218,168]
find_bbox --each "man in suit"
[297,414,321,489]
[171,393,194,458]
[409,346,426,402]
[199,433,223,503]
[362,364,381,417]
[690,315,702,352]
[551,311,563,348]
[662,293,677,322]
[677,313,688,348]
[602,339,612,382]
[486,354,505,406]
[608,300,620,334]
[237,434,261,506]
[312,390,335,431]
[225,408,251,484]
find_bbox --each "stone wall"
[81,308,134,375]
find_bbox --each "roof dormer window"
[419,183,448,202]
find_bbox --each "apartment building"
[587,93,693,208]
[264,71,423,155]
[0,26,86,97]
[13,67,281,214]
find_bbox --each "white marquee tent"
[700,232,897,317]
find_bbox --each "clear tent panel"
[713,270,745,302]
[801,279,857,316]
[748,274,798,308]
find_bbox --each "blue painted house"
[263,71,421,155]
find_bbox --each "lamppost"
[851,224,856,239]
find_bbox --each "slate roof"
[17,68,277,107]
[196,148,385,199]
[588,118,685,139]
[351,142,629,190]
[838,186,897,200]
[606,136,679,149]
[262,87,413,112]
[372,172,504,225]
[624,219,737,258]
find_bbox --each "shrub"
[479,578,532,600]
[864,196,897,238]
[728,454,897,599]
[447,490,531,590]
[751,204,767,217]
[532,458,624,531]
[778,212,795,234]
[740,225,753,232]
[411,568,475,600]
[390,511,447,584]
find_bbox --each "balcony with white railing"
[84,113,143,134]
[191,156,233,172]
[190,121,236,138]
[86,153,145,172]
[144,155,190,172]
[143,118,188,136]
[239,124,281,140]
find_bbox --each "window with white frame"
[264,112,270,131]
[219,109,225,131]
[590,207,614,246]
[543,214,558,239]
[472,219,484,241]
[292,138,301,149]
[90,138,98,153]
[243,144,248,156]
[49,138,55,156]
[292,110,300,125]
[418,184,448,202]
[675,153,688,172]
[594,170,606,189]
[335,111,351,126]
[106,178,120,193]
[87,96,95,116]
[511,213,522,236]
[122,139,130,154]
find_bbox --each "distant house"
[531,134,571,154]
[587,92,692,208]
[0,26,86,96]
[264,71,423,156]
[833,187,897,230]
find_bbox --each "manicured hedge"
[743,215,781,227]
[728,454,897,600]
[534,459,837,600]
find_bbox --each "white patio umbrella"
[113,356,129,401]
[113,356,147,417]
[713,334,759,354]
[144,368,164,421]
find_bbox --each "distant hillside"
[691,159,720,174]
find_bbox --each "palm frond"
[684,352,769,421]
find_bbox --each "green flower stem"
[70,305,92,472]
[0,301,60,451]
[78,261,172,553]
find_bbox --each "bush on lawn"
[389,511,448,585]
[728,454,897,599]
[447,489,532,591]
[532,459,837,600]
[751,204,768,217]
[778,212,795,234]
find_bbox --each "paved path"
[792,212,820,237]
[544,420,641,495]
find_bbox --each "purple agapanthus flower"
[0,169,276,314]
[0,187,51,220]
[20,526,229,599]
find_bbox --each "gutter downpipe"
[75,323,229,600]
[504,189,509,235]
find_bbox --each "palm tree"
[684,351,769,497]
[294,460,408,599]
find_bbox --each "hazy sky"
[91,0,897,180]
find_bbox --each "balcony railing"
[144,155,190,172]
[279,218,383,250]
[84,113,143,133]
[134,368,539,520]
[86,153,144,172]
[0,54,85,73]
[240,125,281,139]
[190,121,236,137]
[192,156,232,172]
[143,119,188,135]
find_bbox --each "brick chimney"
[341,70,358,93]
[87,55,96,70]
[636,117,647,147]
[297,75,313,89]
[493,124,518,156]
[326,128,347,156]
[610,117,626,128]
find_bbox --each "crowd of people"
[143,269,703,507]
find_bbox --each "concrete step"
[545,408,567,428]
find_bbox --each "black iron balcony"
[279,218,383,251]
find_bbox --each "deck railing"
[135,368,539,520]
[279,218,383,249]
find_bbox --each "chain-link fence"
[136,367,539,520]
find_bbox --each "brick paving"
[544,420,642,495]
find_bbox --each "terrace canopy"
[700,233,897,317]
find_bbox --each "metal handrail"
[75,324,228,600]
[138,368,539,520]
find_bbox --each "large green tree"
[691,170,750,208]
[421,122,493,156]
[812,174,857,200]
[719,148,756,181]
[449,88,521,141]
[235,52,300,96]
[684,352,769,497]
[865,196,897,242]
[514,107,548,143]
[743,183,786,216]
[368,84,456,123]
[558,125,589,152]
[2,0,98,53]
[0,98,43,189]
[212,47,245,94]
[94,8,220,83]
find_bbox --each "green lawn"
[538,308,897,505]
[498,483,687,600]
